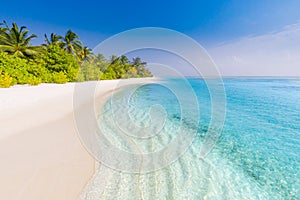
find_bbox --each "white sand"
[0,78,157,200]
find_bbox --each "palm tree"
[93,53,107,72]
[132,57,146,67]
[61,30,82,55]
[0,22,7,45]
[0,21,7,33]
[43,33,63,46]
[131,57,151,77]
[120,55,129,65]
[77,46,93,62]
[119,55,131,73]
[0,21,38,57]
[131,57,146,73]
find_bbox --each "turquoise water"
[82,78,300,200]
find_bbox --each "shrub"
[27,76,42,85]
[41,44,80,81]
[0,46,80,87]
[0,51,29,85]
[52,71,68,84]
[0,69,13,88]
[0,45,152,87]
[77,62,103,81]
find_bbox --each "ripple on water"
[81,79,300,200]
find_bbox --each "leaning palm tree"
[0,21,38,57]
[61,30,82,55]
[43,33,63,46]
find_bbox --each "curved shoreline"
[0,78,159,200]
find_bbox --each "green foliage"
[61,30,82,55]
[0,45,79,86]
[41,44,80,81]
[101,66,117,80]
[100,55,152,80]
[51,71,68,84]
[78,54,153,81]
[0,51,38,85]
[77,62,103,81]
[26,76,42,85]
[0,21,38,57]
[0,69,12,87]
[0,21,152,88]
[44,33,63,46]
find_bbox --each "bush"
[27,76,42,85]
[0,45,152,88]
[0,51,28,85]
[0,69,13,88]
[0,46,80,87]
[51,71,68,84]
[41,44,80,81]
[77,62,103,81]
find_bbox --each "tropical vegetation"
[0,21,152,88]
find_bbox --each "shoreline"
[0,78,158,200]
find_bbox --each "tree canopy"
[0,21,38,57]
[0,21,152,87]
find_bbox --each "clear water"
[82,78,300,200]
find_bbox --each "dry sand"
[0,78,156,200]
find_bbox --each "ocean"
[82,78,300,200]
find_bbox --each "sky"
[1,0,300,76]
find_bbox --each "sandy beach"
[0,78,156,200]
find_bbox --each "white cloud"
[208,23,300,76]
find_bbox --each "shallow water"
[82,78,300,200]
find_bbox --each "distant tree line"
[0,21,152,87]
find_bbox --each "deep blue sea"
[82,78,300,200]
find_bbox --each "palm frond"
[0,22,37,57]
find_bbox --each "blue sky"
[1,0,299,47]
[1,0,300,75]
